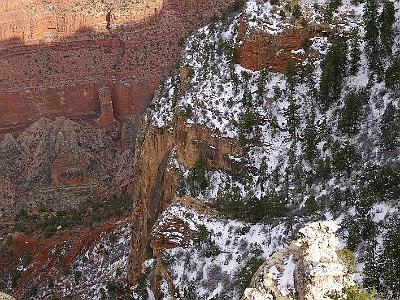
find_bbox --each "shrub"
[337,248,357,273]
[343,285,377,300]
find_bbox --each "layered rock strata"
[0,0,236,136]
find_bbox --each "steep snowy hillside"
[137,0,399,299]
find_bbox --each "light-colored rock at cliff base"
[242,221,354,300]
[0,292,15,300]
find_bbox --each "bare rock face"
[242,221,355,300]
[0,0,236,137]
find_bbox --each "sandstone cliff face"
[0,0,236,136]
[242,221,354,300]
[128,114,239,285]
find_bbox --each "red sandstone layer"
[0,0,236,136]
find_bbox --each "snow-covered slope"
[143,0,399,299]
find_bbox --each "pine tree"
[285,94,301,138]
[332,141,361,177]
[363,239,382,293]
[303,110,318,162]
[349,31,361,76]
[325,0,343,20]
[338,90,368,136]
[379,0,395,58]
[286,59,297,92]
[381,102,400,151]
[364,0,381,74]
[238,91,261,147]
[319,36,348,109]
[385,56,400,90]
[188,153,208,197]
[257,157,269,191]
[382,225,400,297]
[257,69,268,101]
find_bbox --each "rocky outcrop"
[242,221,355,300]
[236,23,334,73]
[0,0,237,136]
[0,117,137,217]
[128,115,240,286]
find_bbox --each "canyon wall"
[128,115,240,285]
[0,0,236,137]
[0,0,238,217]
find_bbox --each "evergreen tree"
[364,0,381,74]
[332,141,361,177]
[385,56,400,90]
[286,59,297,92]
[319,36,348,109]
[257,157,269,192]
[382,225,400,297]
[303,110,318,162]
[379,0,396,58]
[349,31,361,76]
[187,153,208,197]
[216,183,244,218]
[257,69,268,101]
[325,0,343,20]
[381,102,400,150]
[363,241,382,293]
[238,91,261,147]
[135,274,149,300]
[285,142,298,204]
[285,94,301,138]
[338,90,368,136]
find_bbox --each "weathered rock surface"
[0,0,236,136]
[242,221,354,300]
[128,114,240,285]
[0,117,137,217]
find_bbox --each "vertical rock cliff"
[128,114,239,285]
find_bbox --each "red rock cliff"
[0,0,236,136]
